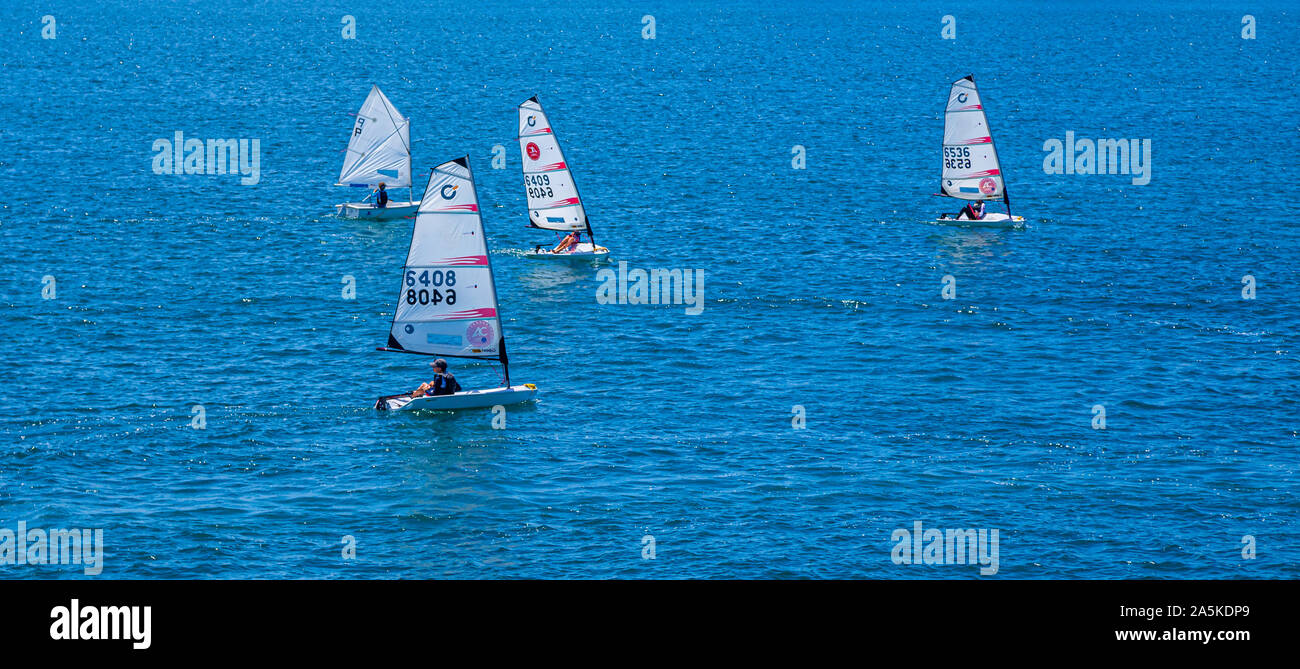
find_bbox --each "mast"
[940,75,1008,215]
[338,85,412,190]
[518,96,594,243]
[471,155,511,387]
[971,75,1014,219]
[539,96,596,244]
[379,155,510,386]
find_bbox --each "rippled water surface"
[0,1,1297,578]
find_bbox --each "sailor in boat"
[372,182,389,210]
[411,358,461,398]
[956,200,986,221]
[552,231,581,254]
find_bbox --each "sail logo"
[1043,131,1151,185]
[466,320,494,347]
[956,92,968,104]
[596,261,705,315]
[526,115,536,127]
[978,177,996,194]
[526,142,541,160]
[151,131,260,185]
[440,184,459,199]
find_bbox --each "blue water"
[1,1,1296,578]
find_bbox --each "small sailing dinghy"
[374,156,538,412]
[517,96,610,260]
[335,85,420,220]
[935,75,1025,226]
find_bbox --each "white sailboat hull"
[524,242,610,260]
[336,201,419,220]
[934,212,1025,227]
[376,384,538,411]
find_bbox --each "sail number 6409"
[524,174,554,199]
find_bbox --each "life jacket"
[376,189,389,208]
[961,203,979,220]
[432,373,461,396]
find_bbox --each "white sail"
[338,85,412,188]
[386,157,504,362]
[941,76,1005,201]
[518,96,587,232]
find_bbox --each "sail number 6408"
[406,269,456,287]
[404,269,458,305]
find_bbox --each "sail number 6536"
[943,146,972,169]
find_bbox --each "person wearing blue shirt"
[413,359,461,397]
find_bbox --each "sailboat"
[517,96,610,259]
[373,156,538,411]
[335,85,420,220]
[935,75,1025,226]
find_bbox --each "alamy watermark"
[152,132,261,185]
[891,521,999,575]
[50,600,150,650]
[596,261,705,315]
[1043,131,1150,185]
[1,521,104,575]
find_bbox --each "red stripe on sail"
[539,162,567,171]
[429,204,479,212]
[427,308,498,321]
[954,169,1001,178]
[431,255,489,266]
[544,197,580,208]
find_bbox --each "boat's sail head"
[518,97,587,231]
[387,157,503,360]
[941,76,1004,201]
[339,85,412,188]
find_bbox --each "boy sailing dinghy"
[374,156,538,411]
[935,75,1025,226]
[517,96,610,259]
[335,86,419,220]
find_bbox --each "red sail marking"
[426,307,498,321]
[427,254,489,266]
